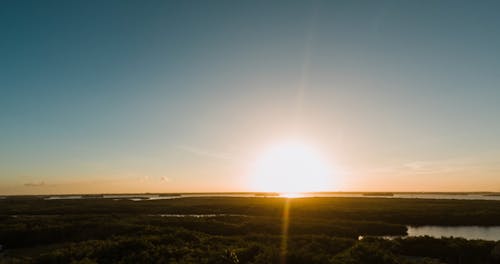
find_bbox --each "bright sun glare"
[251,141,332,194]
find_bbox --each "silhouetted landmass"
[159,193,182,197]
[362,192,394,197]
[254,192,280,197]
[1,197,500,263]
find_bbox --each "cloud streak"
[177,145,234,160]
[24,181,46,187]
[365,155,500,176]
[160,176,170,182]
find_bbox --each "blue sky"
[1,0,500,194]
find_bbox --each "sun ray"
[280,198,291,264]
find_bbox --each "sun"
[250,140,332,194]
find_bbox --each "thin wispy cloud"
[24,181,46,187]
[367,156,499,176]
[401,161,457,175]
[160,176,170,182]
[138,175,171,183]
[138,176,150,182]
[177,145,235,161]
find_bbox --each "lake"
[407,226,500,241]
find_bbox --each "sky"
[1,0,500,194]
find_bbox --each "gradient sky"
[1,0,500,194]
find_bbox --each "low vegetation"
[1,196,500,263]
